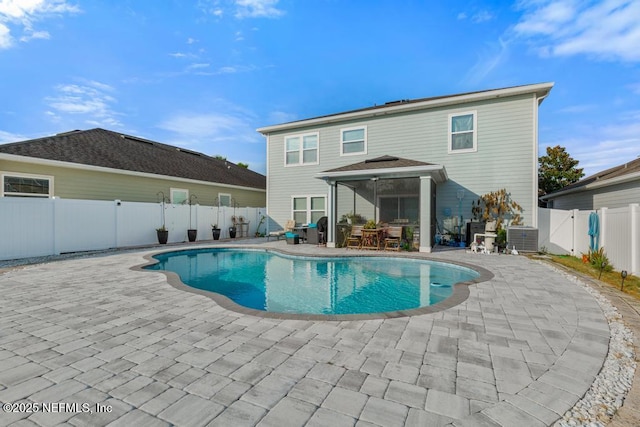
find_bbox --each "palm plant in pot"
[156,191,169,244]
[211,224,221,240]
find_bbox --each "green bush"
[588,248,613,272]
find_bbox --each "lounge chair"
[268,219,296,241]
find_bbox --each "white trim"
[448,111,477,154]
[316,164,448,183]
[170,188,189,205]
[0,153,265,193]
[532,95,539,227]
[284,132,320,167]
[1,171,54,198]
[258,82,554,134]
[340,125,367,156]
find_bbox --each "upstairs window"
[449,111,477,153]
[341,126,367,155]
[285,133,319,166]
[2,173,53,197]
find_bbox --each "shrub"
[588,248,613,272]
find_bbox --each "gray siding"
[267,94,537,229]
[551,179,640,210]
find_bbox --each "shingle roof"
[543,157,640,199]
[0,128,265,190]
[323,155,435,173]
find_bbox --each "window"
[218,193,231,207]
[341,126,367,155]
[170,188,188,204]
[292,195,326,225]
[285,133,319,166]
[2,173,53,197]
[379,195,419,223]
[449,111,477,153]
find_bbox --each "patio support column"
[327,180,337,248]
[419,176,433,253]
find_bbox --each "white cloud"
[557,104,597,113]
[0,129,25,143]
[44,80,122,128]
[513,0,640,62]
[0,0,79,49]
[234,0,283,19]
[463,37,510,85]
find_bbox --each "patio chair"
[384,226,403,251]
[268,219,296,241]
[346,225,364,249]
[317,216,328,246]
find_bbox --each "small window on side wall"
[218,193,231,207]
[2,173,53,197]
[341,126,367,156]
[170,188,189,204]
[448,111,477,153]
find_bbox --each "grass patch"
[544,254,640,300]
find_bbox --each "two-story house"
[258,82,553,252]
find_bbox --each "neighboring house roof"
[317,155,448,183]
[542,157,640,200]
[0,128,266,190]
[258,82,553,134]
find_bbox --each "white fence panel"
[0,198,54,259]
[602,207,632,272]
[538,208,573,254]
[116,201,161,247]
[0,197,266,261]
[55,199,117,253]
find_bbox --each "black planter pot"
[157,229,169,244]
[229,226,237,239]
[212,228,221,240]
[187,229,197,242]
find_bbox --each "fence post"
[572,209,579,256]
[631,204,639,275]
[599,207,607,251]
[52,197,60,255]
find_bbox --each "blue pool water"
[145,249,479,315]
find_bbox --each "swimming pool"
[144,248,479,315]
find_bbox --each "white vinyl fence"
[0,198,267,261]
[538,205,639,275]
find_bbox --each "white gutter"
[258,82,554,134]
[0,153,266,193]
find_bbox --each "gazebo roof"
[316,155,447,183]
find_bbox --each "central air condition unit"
[507,226,539,252]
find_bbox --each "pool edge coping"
[131,245,494,321]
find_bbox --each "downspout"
[533,92,550,228]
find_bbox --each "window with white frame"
[170,188,189,204]
[2,173,53,197]
[218,193,231,207]
[449,111,477,153]
[285,133,319,166]
[341,126,367,155]
[292,195,326,225]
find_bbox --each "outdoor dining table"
[292,225,308,242]
[360,228,385,250]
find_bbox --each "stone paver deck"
[0,239,625,426]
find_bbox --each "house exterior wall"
[265,93,538,230]
[0,159,266,207]
[549,179,640,210]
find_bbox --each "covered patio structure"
[315,155,448,252]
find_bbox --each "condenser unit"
[507,226,539,252]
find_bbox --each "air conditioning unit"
[507,226,539,252]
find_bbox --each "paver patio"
[0,239,624,426]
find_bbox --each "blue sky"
[1,0,638,176]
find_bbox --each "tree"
[237,162,249,169]
[471,188,522,230]
[213,155,227,160]
[538,145,584,199]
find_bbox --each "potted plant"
[187,194,198,242]
[255,215,266,237]
[156,225,169,244]
[229,215,237,239]
[211,224,221,240]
